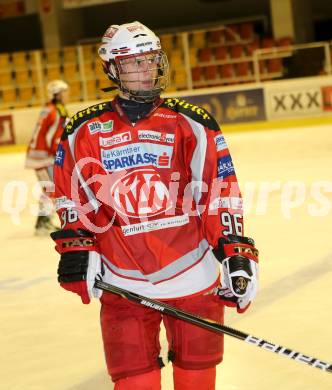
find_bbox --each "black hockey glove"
[51,229,103,304]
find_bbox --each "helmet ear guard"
[101,60,119,83]
[109,62,119,81]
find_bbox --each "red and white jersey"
[25,102,69,170]
[53,97,244,299]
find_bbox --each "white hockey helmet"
[98,21,169,102]
[47,79,69,100]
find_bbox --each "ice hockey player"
[26,79,69,235]
[51,21,259,390]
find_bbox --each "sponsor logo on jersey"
[65,103,108,133]
[209,197,243,211]
[55,196,76,211]
[100,131,131,147]
[153,112,177,119]
[164,98,211,120]
[217,155,235,179]
[88,120,114,134]
[121,214,189,236]
[138,130,174,143]
[214,134,227,152]
[110,168,172,218]
[55,144,65,167]
[102,142,173,172]
[102,120,114,132]
[88,121,102,134]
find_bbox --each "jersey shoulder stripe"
[161,97,220,131]
[62,101,113,140]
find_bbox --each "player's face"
[55,90,69,104]
[117,53,159,91]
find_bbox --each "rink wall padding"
[1,75,332,152]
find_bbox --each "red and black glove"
[51,229,103,304]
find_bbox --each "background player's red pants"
[100,291,224,383]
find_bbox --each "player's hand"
[58,250,103,304]
[213,234,259,313]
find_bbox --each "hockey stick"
[95,279,332,374]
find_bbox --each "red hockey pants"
[100,291,224,385]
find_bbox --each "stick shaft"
[95,280,332,374]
